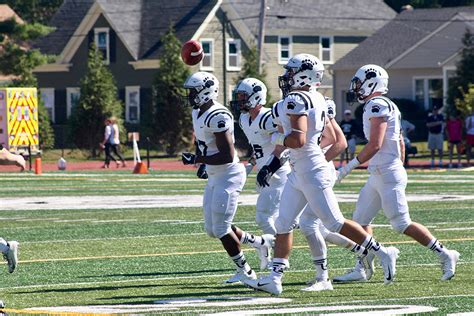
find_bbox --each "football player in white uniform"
[0,237,19,309]
[335,64,460,282]
[269,90,369,292]
[244,54,399,295]
[233,78,291,240]
[181,72,273,284]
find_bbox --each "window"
[413,78,443,110]
[200,39,214,71]
[320,36,333,63]
[94,28,110,64]
[40,88,55,123]
[278,36,291,64]
[66,87,80,118]
[125,86,140,123]
[226,39,241,71]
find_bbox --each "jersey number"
[316,110,326,145]
[252,144,264,159]
[197,140,208,157]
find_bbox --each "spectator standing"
[446,112,464,168]
[401,119,415,167]
[426,106,444,168]
[338,109,358,168]
[100,118,114,168]
[109,117,126,167]
[465,108,474,166]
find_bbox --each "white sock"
[350,244,368,257]
[313,255,329,281]
[270,258,289,280]
[230,251,252,273]
[427,238,448,257]
[0,238,8,253]
[361,236,387,257]
[240,232,264,248]
[325,231,352,248]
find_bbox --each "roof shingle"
[332,6,474,70]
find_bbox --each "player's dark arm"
[356,116,387,164]
[324,118,348,162]
[195,131,234,165]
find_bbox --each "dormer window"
[94,28,110,64]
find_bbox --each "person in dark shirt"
[338,109,358,168]
[426,106,444,168]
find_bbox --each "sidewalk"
[1,158,472,173]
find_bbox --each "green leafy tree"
[69,44,123,156]
[151,28,191,155]
[448,29,474,115]
[455,83,474,116]
[0,0,63,24]
[0,17,55,148]
[235,46,271,103]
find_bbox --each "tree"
[448,29,474,115]
[151,28,191,155]
[0,0,63,24]
[0,17,55,148]
[455,83,474,116]
[69,44,123,156]
[235,46,271,103]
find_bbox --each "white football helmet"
[279,53,324,96]
[231,78,267,113]
[350,64,389,103]
[183,72,219,108]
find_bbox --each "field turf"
[0,169,473,315]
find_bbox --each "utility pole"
[257,0,267,75]
[222,12,228,106]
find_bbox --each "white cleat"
[440,250,460,281]
[333,268,367,283]
[243,275,282,295]
[301,280,333,292]
[361,252,376,281]
[257,234,275,271]
[3,241,19,273]
[224,269,256,284]
[379,247,399,285]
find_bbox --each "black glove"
[182,152,196,165]
[256,165,272,187]
[197,164,208,179]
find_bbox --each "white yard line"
[2,193,474,211]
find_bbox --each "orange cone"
[133,161,148,174]
[35,157,42,175]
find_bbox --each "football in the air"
[181,40,204,66]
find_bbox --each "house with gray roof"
[34,0,395,145]
[332,6,474,119]
[222,0,395,99]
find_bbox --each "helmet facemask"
[349,70,378,103]
[278,68,296,97]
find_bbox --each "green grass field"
[0,169,473,315]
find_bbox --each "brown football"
[181,40,204,66]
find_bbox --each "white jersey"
[362,96,402,166]
[239,108,277,171]
[192,102,239,172]
[272,90,328,170]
